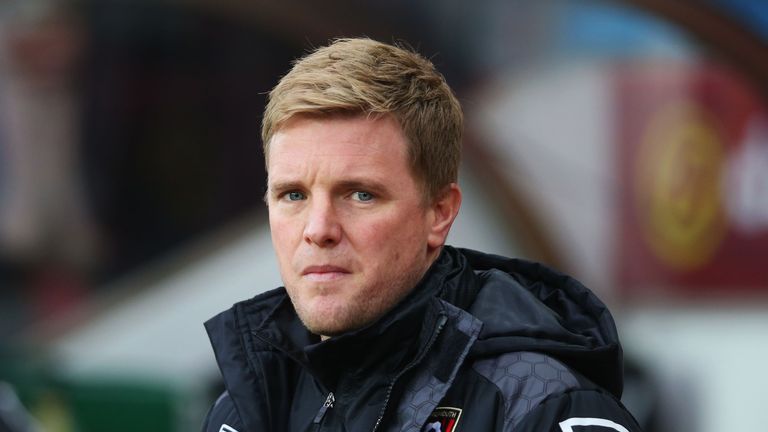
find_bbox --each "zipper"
[253,331,336,427]
[313,391,336,425]
[371,313,448,432]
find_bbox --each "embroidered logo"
[422,406,462,432]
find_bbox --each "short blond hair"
[262,38,463,202]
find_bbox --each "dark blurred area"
[0,0,292,333]
[0,0,766,431]
[79,1,290,277]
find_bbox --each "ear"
[427,183,462,250]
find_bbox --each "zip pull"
[371,313,449,432]
[313,392,335,424]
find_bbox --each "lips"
[301,265,351,281]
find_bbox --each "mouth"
[301,265,351,282]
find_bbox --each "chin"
[300,308,371,338]
[302,319,350,338]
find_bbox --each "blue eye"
[353,191,374,202]
[286,191,306,201]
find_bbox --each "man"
[203,38,641,432]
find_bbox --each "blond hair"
[262,38,463,201]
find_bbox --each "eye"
[285,191,306,201]
[352,191,374,202]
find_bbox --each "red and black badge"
[422,407,462,432]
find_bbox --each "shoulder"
[470,352,640,431]
[202,392,244,432]
[471,351,580,428]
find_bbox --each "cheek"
[269,215,301,259]
[270,208,300,235]
[352,211,427,255]
[354,215,403,244]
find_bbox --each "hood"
[453,247,625,397]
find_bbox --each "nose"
[303,196,342,247]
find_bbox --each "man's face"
[266,114,442,337]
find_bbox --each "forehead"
[266,114,412,179]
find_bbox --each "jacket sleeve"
[510,388,642,432]
[201,391,245,432]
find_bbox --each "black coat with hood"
[202,246,642,432]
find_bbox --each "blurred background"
[0,0,766,430]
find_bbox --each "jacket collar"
[205,246,484,430]
[249,247,477,390]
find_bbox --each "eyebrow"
[268,180,303,194]
[334,179,389,194]
[266,181,303,202]
[267,178,390,197]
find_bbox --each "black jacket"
[203,247,642,431]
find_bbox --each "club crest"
[422,406,462,432]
